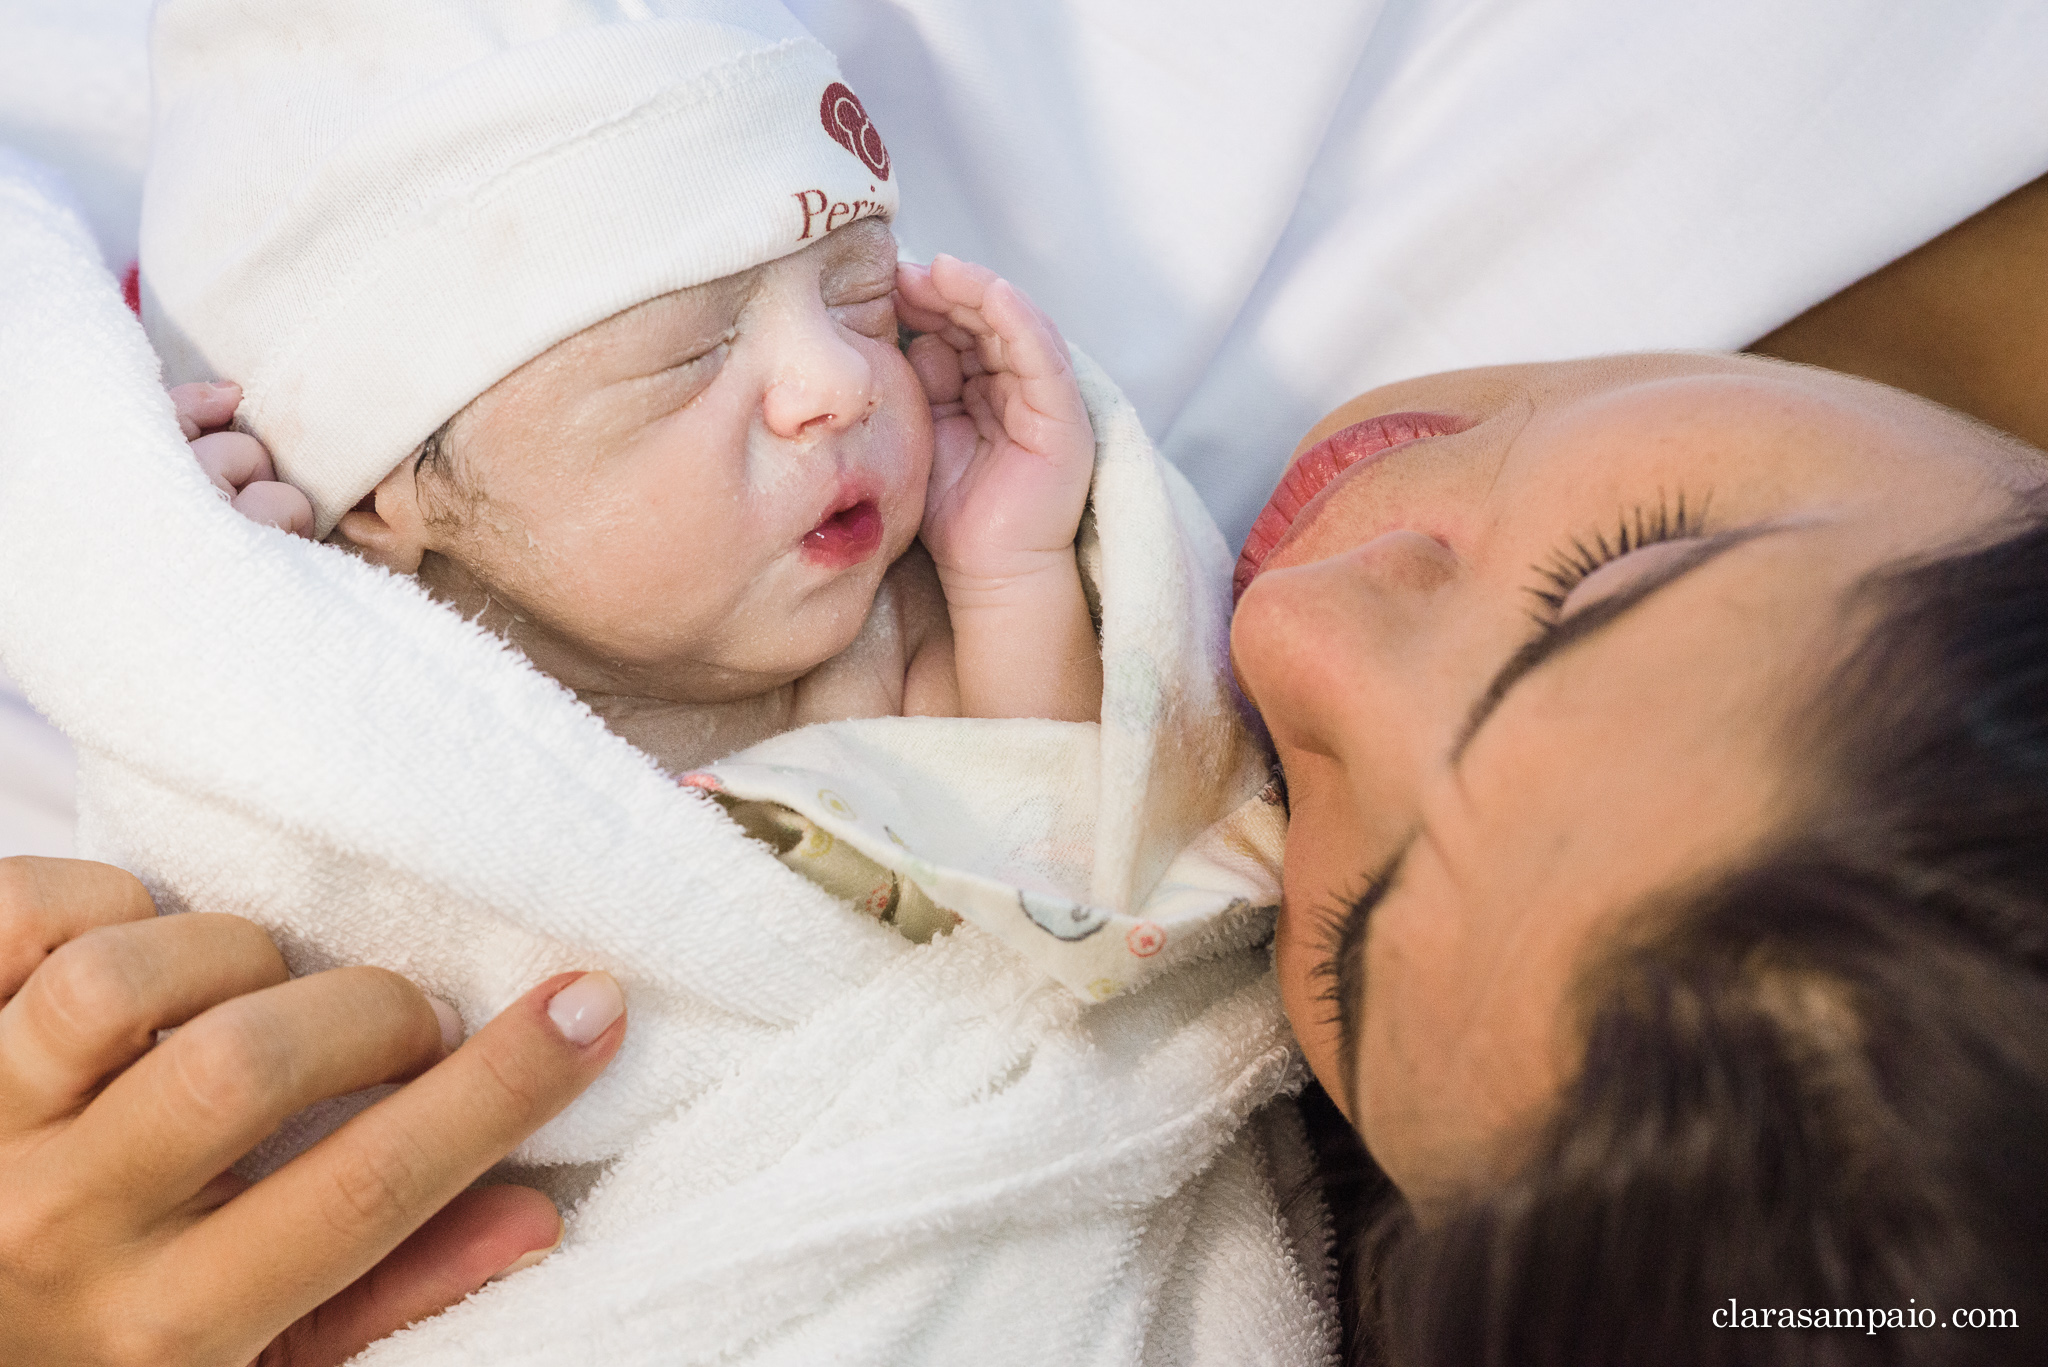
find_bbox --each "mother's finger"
[0,857,158,1001]
[265,1185,563,1367]
[0,912,286,1126]
[177,973,623,1350]
[65,965,450,1220]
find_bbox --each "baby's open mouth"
[802,497,883,569]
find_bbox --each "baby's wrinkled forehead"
[457,217,905,450]
[575,219,900,354]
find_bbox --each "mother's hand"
[0,857,626,1367]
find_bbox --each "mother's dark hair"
[1331,505,2048,1365]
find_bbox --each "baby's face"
[388,221,930,702]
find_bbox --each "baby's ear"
[334,471,430,574]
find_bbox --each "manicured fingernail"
[488,1223,563,1284]
[546,972,623,1046]
[428,996,463,1052]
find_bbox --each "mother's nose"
[761,316,877,440]
[1240,528,1461,629]
[1231,529,1463,752]
[1342,528,1460,593]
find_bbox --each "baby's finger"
[65,965,454,1220]
[233,481,316,539]
[0,912,287,1129]
[0,858,158,1002]
[1003,274,1063,343]
[906,334,965,406]
[961,377,1011,453]
[894,312,979,357]
[894,305,947,336]
[892,261,958,329]
[191,430,277,496]
[892,283,975,351]
[906,256,1016,352]
[981,281,1090,443]
[996,373,1091,467]
[979,280,1072,382]
[925,254,999,327]
[169,381,241,441]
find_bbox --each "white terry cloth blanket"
[7,0,2048,863]
[0,153,1332,1366]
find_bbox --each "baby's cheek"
[874,379,936,499]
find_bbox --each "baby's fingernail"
[428,996,463,1052]
[488,1222,564,1284]
[546,972,624,1046]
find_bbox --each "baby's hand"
[895,257,1094,592]
[171,381,314,538]
[895,260,1102,723]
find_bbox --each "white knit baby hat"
[141,0,898,535]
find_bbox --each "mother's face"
[1229,353,2038,1204]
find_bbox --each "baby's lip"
[801,483,886,570]
[1233,411,1472,600]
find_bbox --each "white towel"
[0,151,1334,1366]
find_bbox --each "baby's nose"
[765,392,857,441]
[763,341,876,440]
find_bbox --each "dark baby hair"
[1328,508,2048,1366]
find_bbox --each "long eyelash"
[1305,875,1382,1031]
[1527,490,1709,620]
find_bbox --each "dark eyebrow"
[1332,834,1416,1118]
[1449,524,1785,767]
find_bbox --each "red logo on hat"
[821,82,890,182]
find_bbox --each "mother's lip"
[1233,411,1472,600]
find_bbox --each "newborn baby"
[147,0,1103,779]
[180,232,1104,774]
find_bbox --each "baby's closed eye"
[642,340,730,406]
[832,293,898,342]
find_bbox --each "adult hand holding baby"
[0,856,624,1367]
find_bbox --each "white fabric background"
[4,0,2048,860]
[0,664,74,858]
[787,0,2048,548]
